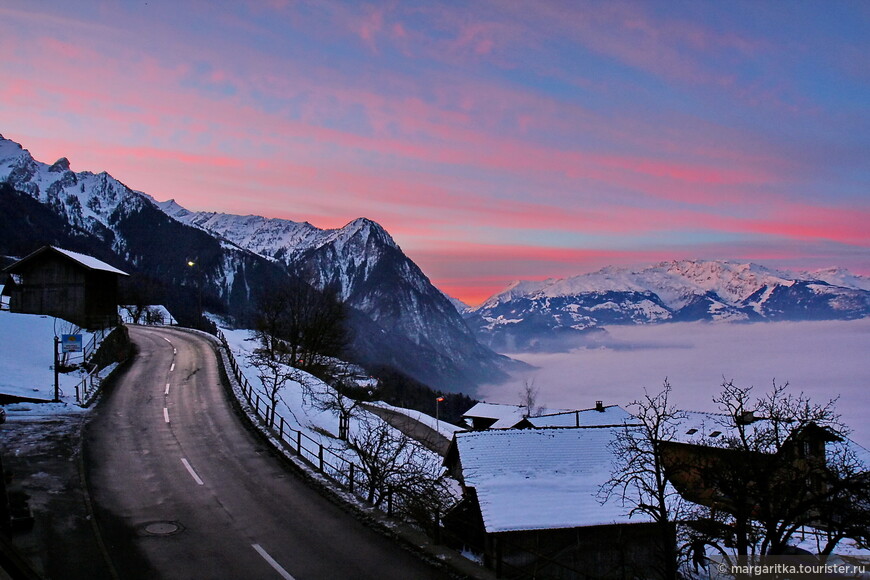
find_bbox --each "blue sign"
[61,334,83,353]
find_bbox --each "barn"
[2,246,128,329]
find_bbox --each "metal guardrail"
[75,326,121,406]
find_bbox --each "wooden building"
[2,246,128,329]
[660,411,843,511]
[442,427,670,578]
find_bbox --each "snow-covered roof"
[462,401,573,429]
[51,247,129,275]
[528,405,637,428]
[462,402,529,429]
[453,427,646,533]
[5,246,128,276]
[668,411,736,444]
[668,410,842,448]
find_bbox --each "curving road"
[84,326,450,580]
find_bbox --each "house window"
[686,428,698,435]
[709,431,722,438]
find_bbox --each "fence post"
[348,464,354,494]
[318,445,324,472]
[279,416,285,440]
[297,431,302,454]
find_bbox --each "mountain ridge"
[467,259,870,351]
[0,133,509,390]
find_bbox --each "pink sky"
[1,1,867,305]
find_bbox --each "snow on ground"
[367,401,463,439]
[119,305,177,325]
[218,325,446,472]
[0,310,103,407]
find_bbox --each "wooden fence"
[214,329,394,506]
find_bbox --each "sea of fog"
[478,319,870,447]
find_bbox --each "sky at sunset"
[1,1,868,305]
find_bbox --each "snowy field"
[0,310,103,405]
[479,319,870,447]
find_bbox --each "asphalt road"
[85,326,451,580]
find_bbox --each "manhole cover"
[143,521,181,536]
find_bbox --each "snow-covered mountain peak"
[646,259,794,305]
[318,216,399,254]
[49,157,71,172]
[154,197,399,265]
[0,136,32,171]
[0,134,145,231]
[155,198,192,218]
[468,259,869,351]
[803,267,870,291]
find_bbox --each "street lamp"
[187,259,202,327]
[435,396,445,431]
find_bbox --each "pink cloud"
[2,2,864,309]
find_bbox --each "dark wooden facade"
[2,246,128,329]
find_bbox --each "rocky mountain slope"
[0,134,507,390]
[158,201,509,387]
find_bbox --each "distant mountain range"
[2,132,866,371]
[464,260,870,351]
[0,134,509,390]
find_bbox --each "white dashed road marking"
[181,458,205,486]
[252,544,296,580]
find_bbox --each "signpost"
[61,334,83,353]
[55,334,83,401]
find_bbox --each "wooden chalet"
[2,246,128,329]
[442,427,669,578]
[659,411,844,510]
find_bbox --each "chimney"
[595,401,605,412]
[736,410,757,425]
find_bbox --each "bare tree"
[518,378,543,418]
[247,343,299,429]
[301,373,361,440]
[688,379,869,558]
[344,413,454,531]
[253,281,347,373]
[144,306,165,325]
[600,379,686,579]
[121,304,147,325]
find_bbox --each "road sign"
[61,334,83,353]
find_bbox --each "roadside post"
[53,336,59,402]
[56,333,83,402]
